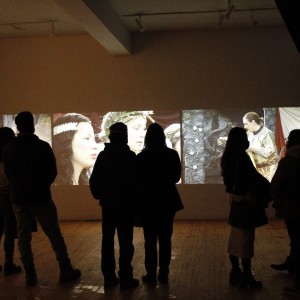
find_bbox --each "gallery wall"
[0,27,299,220]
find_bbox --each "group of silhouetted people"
[0,111,183,290]
[1,110,300,296]
[89,121,183,288]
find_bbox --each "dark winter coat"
[136,145,183,216]
[222,151,271,228]
[3,134,57,205]
[271,144,300,219]
[89,142,137,211]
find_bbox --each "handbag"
[228,194,256,228]
[227,157,267,229]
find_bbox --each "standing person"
[136,123,183,285]
[3,111,81,286]
[52,113,99,185]
[89,122,139,289]
[271,129,300,295]
[243,112,278,181]
[220,127,271,289]
[0,127,22,275]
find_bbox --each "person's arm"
[89,154,103,200]
[271,159,288,207]
[45,144,57,185]
[171,150,182,183]
[250,132,277,157]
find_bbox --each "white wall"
[1,27,299,220]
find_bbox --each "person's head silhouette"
[286,129,300,149]
[108,122,128,145]
[15,111,35,134]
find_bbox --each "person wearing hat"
[3,111,81,286]
[271,129,300,295]
[90,122,139,289]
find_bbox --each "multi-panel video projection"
[2,107,299,185]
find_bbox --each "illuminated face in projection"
[126,116,147,154]
[71,122,99,180]
[243,117,257,133]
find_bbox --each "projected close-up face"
[71,122,99,173]
[243,116,258,133]
[126,115,147,154]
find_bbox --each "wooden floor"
[0,220,298,300]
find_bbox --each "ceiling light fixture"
[11,24,22,30]
[225,0,235,19]
[250,10,258,26]
[135,15,146,33]
[0,20,57,35]
[218,12,225,28]
[49,20,55,37]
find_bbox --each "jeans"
[285,218,300,281]
[143,211,175,276]
[0,190,17,264]
[13,200,70,270]
[101,207,134,280]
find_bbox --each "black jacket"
[271,144,300,219]
[89,142,137,211]
[3,134,57,205]
[222,151,270,228]
[136,145,183,215]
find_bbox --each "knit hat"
[109,122,127,134]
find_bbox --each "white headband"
[53,122,78,135]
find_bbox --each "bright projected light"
[2,107,300,185]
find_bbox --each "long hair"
[0,127,15,162]
[52,113,91,185]
[220,127,248,176]
[144,123,166,149]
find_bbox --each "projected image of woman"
[164,123,181,160]
[52,113,99,185]
[99,111,155,154]
[243,112,278,182]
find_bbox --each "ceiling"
[0,0,286,55]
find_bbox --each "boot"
[59,263,81,283]
[240,272,262,288]
[142,273,157,286]
[240,259,262,289]
[158,267,169,285]
[157,272,169,285]
[104,273,120,288]
[119,277,139,289]
[4,263,22,276]
[229,255,242,285]
[271,256,295,273]
[25,267,37,287]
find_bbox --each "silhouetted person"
[0,127,22,275]
[89,122,139,289]
[3,111,81,286]
[271,129,300,295]
[136,123,183,285]
[221,127,270,289]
